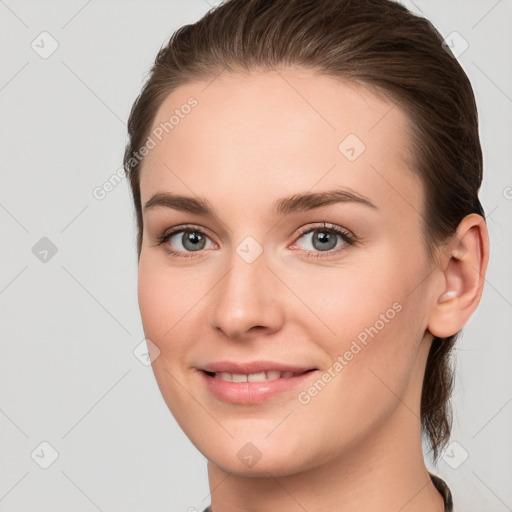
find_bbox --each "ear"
[427,213,490,338]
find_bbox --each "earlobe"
[427,213,489,338]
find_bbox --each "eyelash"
[154,223,357,259]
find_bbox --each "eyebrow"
[143,188,377,216]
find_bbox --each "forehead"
[140,68,421,220]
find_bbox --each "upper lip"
[200,360,317,374]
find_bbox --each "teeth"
[213,370,303,382]
[248,372,267,382]
[266,370,281,380]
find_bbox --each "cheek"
[309,239,428,343]
[290,251,428,393]
[137,262,169,341]
[137,255,204,344]
[287,256,406,345]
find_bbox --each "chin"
[198,434,315,477]
[209,453,307,478]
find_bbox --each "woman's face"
[137,68,440,475]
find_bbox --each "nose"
[208,248,285,340]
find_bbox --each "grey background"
[0,0,511,510]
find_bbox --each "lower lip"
[200,370,318,404]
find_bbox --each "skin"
[136,68,489,512]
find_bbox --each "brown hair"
[123,0,485,463]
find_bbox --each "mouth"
[203,369,315,382]
[198,363,319,404]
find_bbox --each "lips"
[198,360,319,404]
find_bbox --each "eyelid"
[154,223,215,244]
[294,222,354,240]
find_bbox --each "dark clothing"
[202,471,453,512]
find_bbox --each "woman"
[123,0,489,510]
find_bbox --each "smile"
[207,370,309,382]
[200,367,318,404]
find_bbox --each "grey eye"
[296,229,345,252]
[170,230,210,252]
